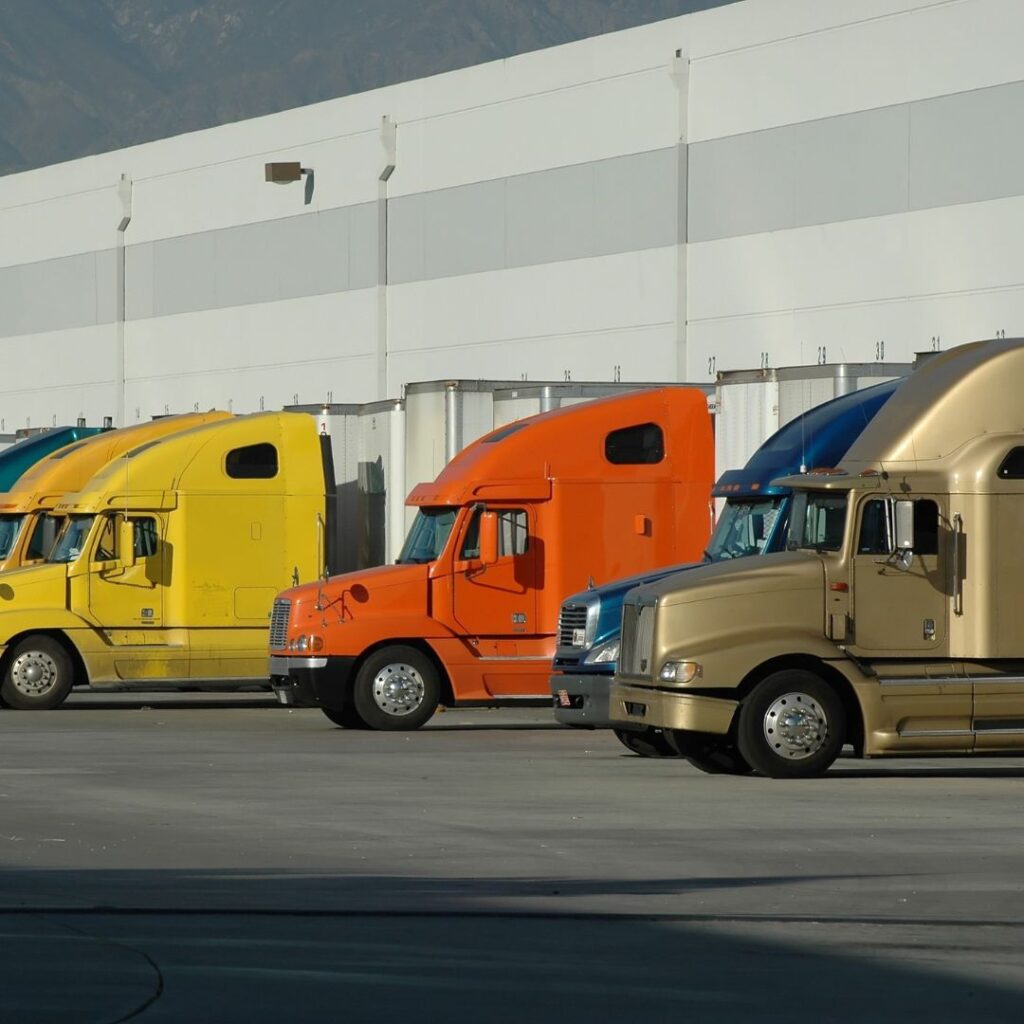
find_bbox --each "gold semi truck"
[610,339,1024,777]
[0,411,230,573]
[0,412,325,709]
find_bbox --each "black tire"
[0,636,74,710]
[667,729,754,775]
[352,645,440,731]
[613,727,679,758]
[736,670,845,779]
[322,705,368,729]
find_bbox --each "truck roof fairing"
[406,387,712,507]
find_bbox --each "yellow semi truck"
[610,339,1024,777]
[0,411,325,709]
[0,411,230,573]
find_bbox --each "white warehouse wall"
[0,0,1022,429]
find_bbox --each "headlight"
[659,660,702,683]
[582,638,620,665]
[289,634,324,653]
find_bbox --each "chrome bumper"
[269,655,328,675]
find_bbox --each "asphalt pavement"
[2,692,1024,1022]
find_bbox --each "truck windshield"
[397,507,458,564]
[0,514,25,559]
[789,490,848,552]
[48,515,96,564]
[706,498,784,560]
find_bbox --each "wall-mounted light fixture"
[265,161,314,204]
[264,161,309,183]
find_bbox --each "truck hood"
[280,562,430,621]
[0,562,69,610]
[631,550,824,608]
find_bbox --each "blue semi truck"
[549,379,904,756]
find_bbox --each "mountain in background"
[0,0,735,177]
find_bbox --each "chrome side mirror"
[892,500,915,571]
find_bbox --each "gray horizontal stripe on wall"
[387,147,681,284]
[127,203,379,320]
[0,249,117,340]
[1,148,680,339]
[689,78,1024,243]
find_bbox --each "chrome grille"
[621,603,655,678]
[269,599,291,650]
[557,603,589,648]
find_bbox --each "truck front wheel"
[352,646,440,731]
[1,636,74,710]
[737,670,845,778]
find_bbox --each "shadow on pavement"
[1,869,1022,1023]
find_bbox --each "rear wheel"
[352,646,440,731]
[0,636,74,710]
[736,670,845,779]
[667,730,753,775]
[613,727,678,758]
[322,705,368,729]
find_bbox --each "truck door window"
[132,517,159,558]
[226,443,278,479]
[605,423,664,465]
[912,500,939,555]
[95,516,118,561]
[858,498,939,555]
[858,499,890,554]
[498,510,529,556]
[460,509,528,559]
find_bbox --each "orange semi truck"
[269,388,714,730]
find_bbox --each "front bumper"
[609,681,738,735]
[269,654,358,709]
[550,672,614,728]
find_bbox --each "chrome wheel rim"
[371,662,425,717]
[763,691,828,760]
[10,651,60,698]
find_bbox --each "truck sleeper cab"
[0,412,327,710]
[269,388,715,731]
[610,339,1024,777]
[550,378,903,758]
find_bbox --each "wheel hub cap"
[763,691,828,760]
[11,652,59,697]
[371,663,425,717]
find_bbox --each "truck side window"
[132,517,158,559]
[498,510,529,556]
[95,517,117,561]
[226,443,278,479]
[858,499,889,554]
[858,499,939,555]
[460,509,528,558]
[460,510,481,559]
[914,500,939,555]
[605,423,664,465]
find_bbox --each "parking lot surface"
[2,693,1024,1022]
